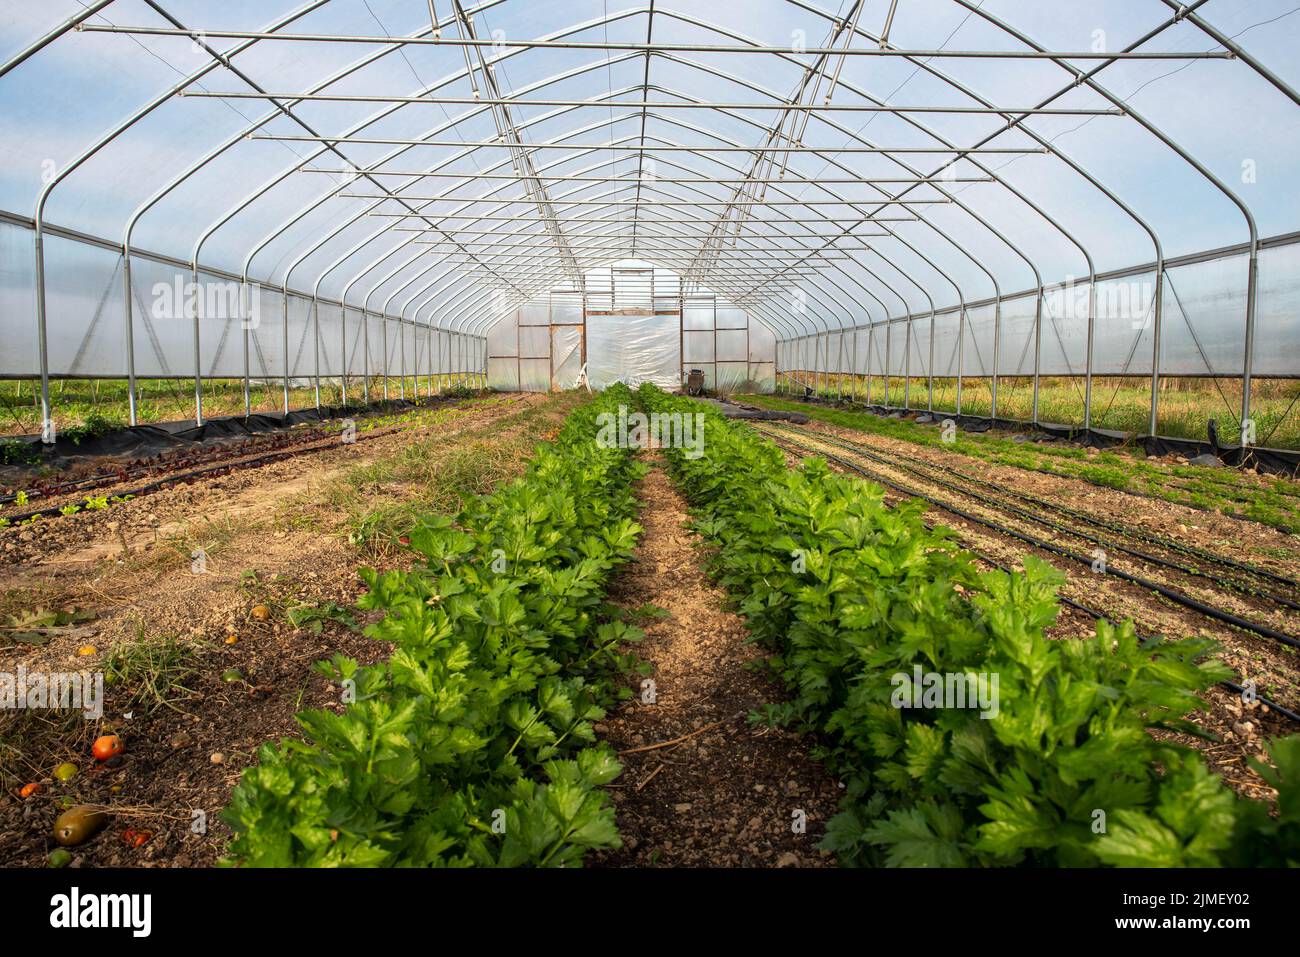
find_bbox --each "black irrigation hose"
[774,425,1300,613]
[797,423,1300,594]
[1220,682,1300,724]
[0,425,343,507]
[773,390,1300,526]
[755,425,1300,651]
[0,424,401,526]
[786,426,1300,618]
[0,396,464,506]
[962,539,1300,727]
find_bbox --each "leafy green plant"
[641,383,1300,868]
[104,631,200,715]
[286,601,358,635]
[58,412,124,446]
[0,439,39,466]
[222,385,646,867]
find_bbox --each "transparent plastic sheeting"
[586,316,681,391]
[785,248,1300,380]
[486,286,777,393]
[0,221,482,381]
[5,0,1300,400]
[4,215,1297,386]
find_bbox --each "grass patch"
[788,375,1300,449]
[104,631,202,716]
[0,376,486,438]
[0,709,94,791]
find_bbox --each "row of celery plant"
[639,383,1299,867]
[222,384,647,866]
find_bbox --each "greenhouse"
[1,0,1299,897]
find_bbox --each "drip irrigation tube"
[0,423,404,525]
[771,424,1300,613]
[790,423,1300,593]
[957,531,1300,727]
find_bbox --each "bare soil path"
[595,460,841,868]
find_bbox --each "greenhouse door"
[551,325,583,389]
[585,315,681,389]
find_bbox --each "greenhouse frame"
[1,0,1298,448]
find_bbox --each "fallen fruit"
[19,782,40,799]
[53,762,78,783]
[91,734,124,762]
[220,668,244,683]
[53,806,107,846]
[224,634,238,645]
[47,849,72,869]
[122,826,153,848]
[398,535,411,545]
[251,604,271,621]
[210,752,225,765]
[77,645,97,656]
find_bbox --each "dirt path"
[595,461,841,868]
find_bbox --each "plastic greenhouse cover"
[1,0,1300,388]
[587,315,681,390]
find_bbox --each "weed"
[104,630,202,716]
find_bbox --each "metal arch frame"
[817,13,1169,427]
[414,139,895,355]
[10,0,1289,440]
[779,0,1194,429]
[371,72,998,354]
[387,0,1149,418]
[178,0,555,423]
[29,0,331,436]
[178,13,656,414]
[657,10,1070,415]
[569,17,1057,410]
[34,1,1046,402]
[641,20,1023,407]
[181,11,529,425]
[12,7,1027,399]
[118,1,518,423]
[159,4,1029,357]
[0,2,116,82]
[947,0,1259,437]
[224,77,879,364]
[1152,0,1300,436]
[240,85,868,348]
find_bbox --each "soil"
[594,460,841,868]
[0,392,561,867]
